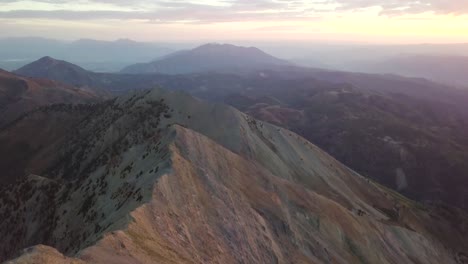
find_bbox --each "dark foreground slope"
[1,89,468,263]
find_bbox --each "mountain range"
[3,38,468,88]
[0,37,173,72]
[10,48,468,211]
[2,89,468,263]
[350,54,468,88]
[287,43,468,88]
[2,43,468,263]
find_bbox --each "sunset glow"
[1,0,468,43]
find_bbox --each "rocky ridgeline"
[0,89,467,263]
[0,90,180,260]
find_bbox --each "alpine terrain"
[1,89,467,263]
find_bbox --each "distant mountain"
[2,88,468,263]
[288,43,468,71]
[14,56,182,94]
[15,56,95,87]
[0,37,173,72]
[121,43,291,74]
[68,38,173,62]
[0,68,101,127]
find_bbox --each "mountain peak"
[193,43,263,53]
[197,43,246,48]
[38,55,55,61]
[35,56,61,65]
[15,57,93,87]
[115,38,136,44]
[18,56,83,70]
[121,43,291,74]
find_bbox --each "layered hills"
[332,54,468,89]
[1,89,468,263]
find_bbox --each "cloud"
[0,0,317,23]
[0,0,467,24]
[0,9,318,23]
[333,0,468,15]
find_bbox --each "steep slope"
[223,79,468,210]
[1,89,468,263]
[121,43,291,74]
[0,69,101,127]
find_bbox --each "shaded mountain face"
[1,89,468,263]
[0,69,101,127]
[121,43,291,74]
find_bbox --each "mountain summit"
[121,43,291,74]
[1,88,467,263]
[15,56,96,87]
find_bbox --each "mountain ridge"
[1,88,468,263]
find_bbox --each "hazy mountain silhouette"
[0,37,173,72]
[15,56,94,86]
[354,54,468,88]
[121,43,291,74]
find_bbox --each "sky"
[1,0,468,43]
